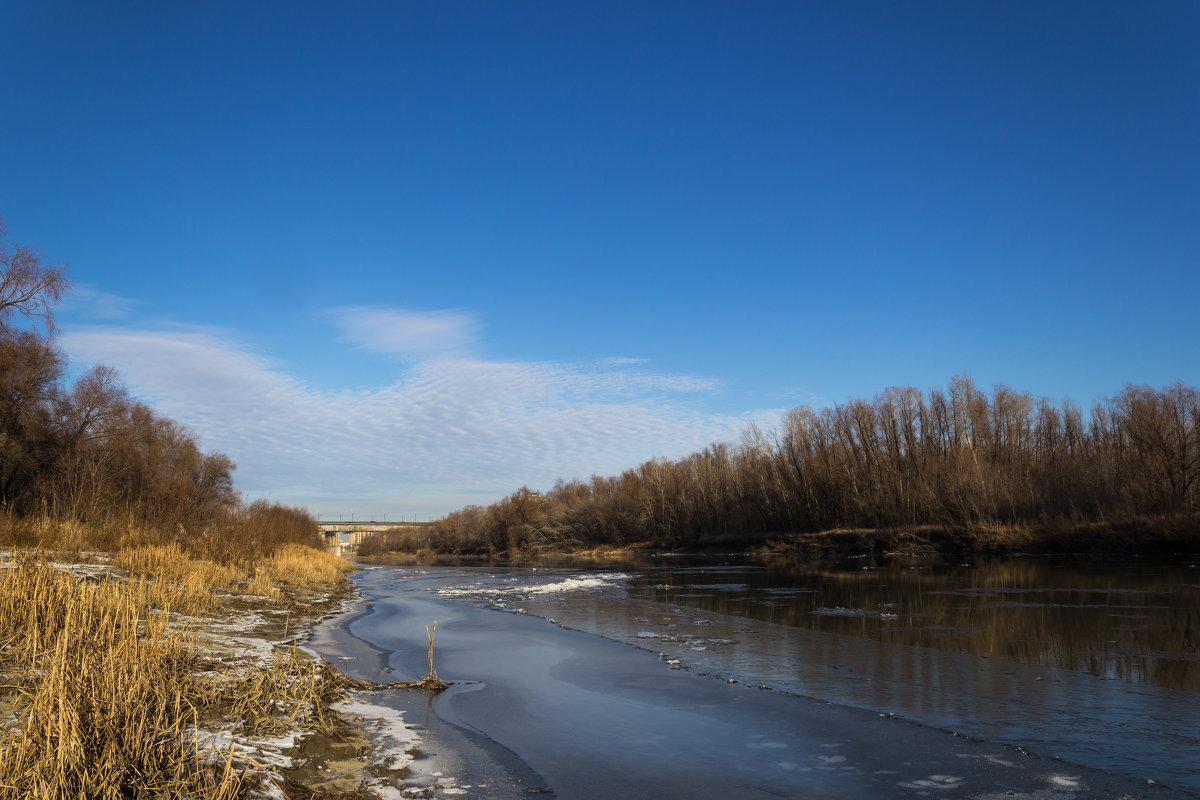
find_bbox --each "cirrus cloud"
[60,309,781,519]
[329,306,479,361]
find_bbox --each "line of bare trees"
[365,374,1200,556]
[0,218,319,558]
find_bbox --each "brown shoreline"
[359,514,1200,561]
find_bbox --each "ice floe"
[436,572,630,600]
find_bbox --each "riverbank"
[311,561,1199,800]
[754,514,1200,557]
[362,513,1200,560]
[0,546,450,799]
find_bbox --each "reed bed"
[0,556,250,799]
[224,646,351,739]
[112,541,353,607]
[113,543,243,592]
[112,547,231,613]
[261,543,355,590]
[0,544,371,800]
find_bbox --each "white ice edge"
[331,692,421,769]
[437,571,630,598]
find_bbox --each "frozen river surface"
[310,556,1199,799]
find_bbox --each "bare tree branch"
[0,217,71,333]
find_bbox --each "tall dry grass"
[261,543,353,588]
[0,538,358,799]
[112,541,354,607]
[224,645,350,739]
[113,544,238,611]
[0,557,250,799]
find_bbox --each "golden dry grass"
[261,543,354,590]
[0,542,361,800]
[0,556,251,799]
[114,543,241,590]
[113,544,235,612]
[112,541,353,607]
[224,646,351,740]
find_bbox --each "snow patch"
[899,774,964,790]
[332,693,419,769]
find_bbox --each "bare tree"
[0,217,70,334]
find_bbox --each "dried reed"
[113,541,352,607]
[0,557,250,799]
[426,622,438,682]
[261,543,354,589]
[0,542,441,798]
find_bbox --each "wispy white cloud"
[328,307,479,361]
[58,284,141,322]
[59,311,780,518]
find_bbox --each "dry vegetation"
[0,511,460,799]
[363,376,1200,557]
[0,540,370,800]
[0,554,245,799]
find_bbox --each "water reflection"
[370,553,1200,692]
[367,554,1200,791]
[615,555,1200,693]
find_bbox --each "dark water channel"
[364,554,1200,793]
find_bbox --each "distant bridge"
[318,520,432,554]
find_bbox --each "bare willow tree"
[0,217,70,334]
[0,218,69,507]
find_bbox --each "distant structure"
[317,520,431,554]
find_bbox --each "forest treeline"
[0,218,319,560]
[364,375,1200,556]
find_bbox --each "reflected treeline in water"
[624,556,1200,692]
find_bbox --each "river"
[309,554,1199,799]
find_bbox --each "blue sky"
[3,2,1197,519]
